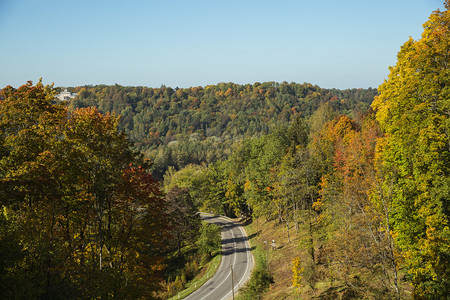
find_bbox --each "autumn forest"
[1,3,449,300]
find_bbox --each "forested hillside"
[161,4,449,299]
[65,82,377,178]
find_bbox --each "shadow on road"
[246,232,257,241]
[200,215,218,221]
[221,236,249,245]
[221,222,238,230]
[222,246,255,256]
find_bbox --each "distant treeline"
[66,82,377,177]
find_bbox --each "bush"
[197,223,221,259]
[238,253,273,299]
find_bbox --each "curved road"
[185,213,253,300]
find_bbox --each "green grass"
[167,220,222,300]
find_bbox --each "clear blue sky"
[0,0,445,89]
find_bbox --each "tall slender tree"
[372,3,450,297]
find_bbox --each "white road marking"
[200,216,237,300]
[219,218,252,300]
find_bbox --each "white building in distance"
[56,89,77,101]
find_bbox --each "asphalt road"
[184,213,253,300]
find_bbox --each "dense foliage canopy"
[373,2,450,297]
[66,82,377,178]
[0,81,192,299]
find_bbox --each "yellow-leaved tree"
[292,256,304,297]
[372,1,450,298]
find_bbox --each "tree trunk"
[308,211,315,263]
[286,217,290,243]
[384,203,399,295]
[294,201,299,232]
[99,217,103,271]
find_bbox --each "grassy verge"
[167,221,222,300]
[168,253,221,300]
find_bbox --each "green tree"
[0,81,169,299]
[165,186,201,254]
[197,222,221,259]
[200,162,228,215]
[372,3,450,297]
[287,115,309,150]
[0,80,71,298]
